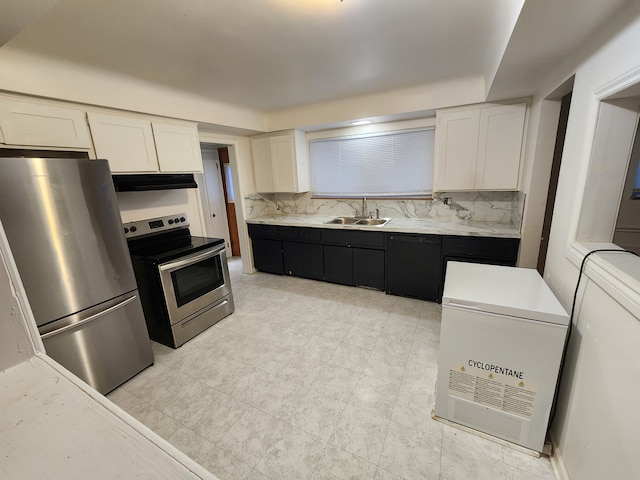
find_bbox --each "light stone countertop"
[247,214,520,238]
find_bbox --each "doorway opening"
[537,91,572,274]
[200,143,241,257]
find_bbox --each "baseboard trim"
[549,430,570,480]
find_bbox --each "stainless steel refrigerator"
[0,157,153,394]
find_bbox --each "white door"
[201,149,232,255]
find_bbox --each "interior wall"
[534,7,640,480]
[0,47,265,132]
[265,75,486,131]
[116,190,206,237]
[517,98,561,267]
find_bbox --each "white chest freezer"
[434,262,569,452]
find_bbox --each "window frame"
[567,67,640,320]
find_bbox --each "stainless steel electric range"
[124,213,234,348]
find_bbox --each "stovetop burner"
[124,213,225,264]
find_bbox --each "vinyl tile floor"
[108,257,556,480]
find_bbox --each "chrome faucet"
[361,197,367,218]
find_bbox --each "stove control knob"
[180,217,186,222]
[168,219,174,224]
[130,226,137,233]
[124,227,129,234]
[175,217,180,223]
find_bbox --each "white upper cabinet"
[434,109,480,191]
[88,113,203,174]
[251,130,310,193]
[88,112,159,173]
[152,121,203,173]
[252,137,274,192]
[0,97,92,149]
[434,103,526,192]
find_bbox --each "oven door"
[158,243,231,324]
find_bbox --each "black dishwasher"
[386,233,442,302]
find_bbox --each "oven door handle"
[159,244,225,272]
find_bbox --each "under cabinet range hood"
[112,174,198,192]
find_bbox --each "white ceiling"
[1,0,634,119]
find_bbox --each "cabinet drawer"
[278,226,300,240]
[444,236,519,261]
[298,227,322,242]
[321,229,349,245]
[248,223,279,240]
[347,230,385,249]
[320,228,385,248]
[278,226,321,242]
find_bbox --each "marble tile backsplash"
[245,191,524,226]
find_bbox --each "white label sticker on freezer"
[448,362,537,419]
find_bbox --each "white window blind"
[309,128,434,197]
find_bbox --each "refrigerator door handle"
[40,295,138,340]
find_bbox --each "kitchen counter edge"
[246,215,520,239]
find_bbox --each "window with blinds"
[309,128,435,197]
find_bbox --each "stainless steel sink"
[355,218,390,226]
[325,216,361,225]
[325,217,391,226]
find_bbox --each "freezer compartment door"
[40,291,154,394]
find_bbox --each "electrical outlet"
[443,197,452,205]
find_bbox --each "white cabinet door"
[292,129,310,192]
[0,99,92,149]
[251,130,309,193]
[152,122,203,172]
[88,112,159,173]
[476,104,526,190]
[252,137,274,192]
[434,103,526,192]
[270,134,297,192]
[434,109,480,191]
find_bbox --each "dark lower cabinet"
[283,241,324,280]
[251,238,283,274]
[323,239,385,291]
[386,234,442,301]
[442,236,519,285]
[353,248,385,290]
[324,245,353,285]
[248,223,519,304]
